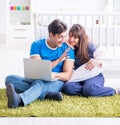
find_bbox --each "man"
[5,19,75,108]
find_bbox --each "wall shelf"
[7,0,34,44]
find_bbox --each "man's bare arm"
[52,60,74,81]
[51,47,70,68]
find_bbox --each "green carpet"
[0,89,120,117]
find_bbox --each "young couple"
[5,19,120,108]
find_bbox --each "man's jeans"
[5,75,64,106]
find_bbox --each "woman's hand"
[85,58,102,71]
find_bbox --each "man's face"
[50,31,67,47]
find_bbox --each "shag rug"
[0,89,120,117]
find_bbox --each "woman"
[62,24,120,97]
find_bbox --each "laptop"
[23,58,54,81]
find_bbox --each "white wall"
[31,0,108,13]
[0,0,6,35]
[0,0,118,36]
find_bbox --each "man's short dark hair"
[48,19,67,36]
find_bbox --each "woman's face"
[68,33,79,47]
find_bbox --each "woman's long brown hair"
[69,24,90,63]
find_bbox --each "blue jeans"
[5,75,64,106]
[62,73,116,97]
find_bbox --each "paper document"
[69,64,102,82]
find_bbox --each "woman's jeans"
[5,75,64,106]
[62,73,116,97]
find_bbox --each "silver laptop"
[23,58,53,81]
